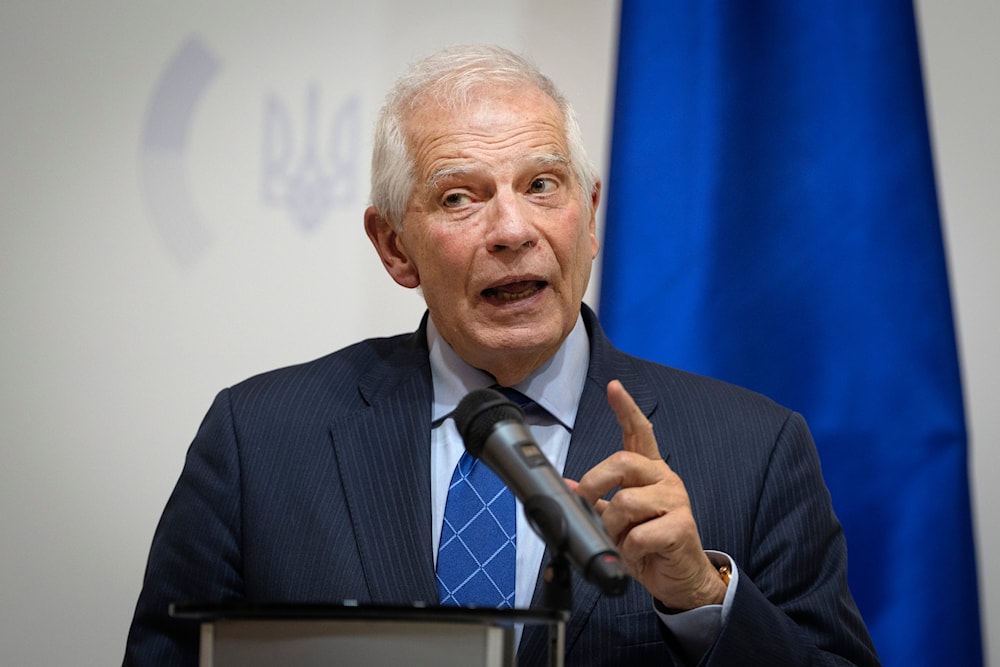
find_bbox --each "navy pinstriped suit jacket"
[124,306,879,666]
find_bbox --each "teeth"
[486,282,542,301]
[496,285,538,301]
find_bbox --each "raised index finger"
[607,379,661,461]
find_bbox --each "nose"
[485,190,538,252]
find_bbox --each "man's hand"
[568,380,728,611]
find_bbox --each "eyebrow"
[428,165,474,189]
[531,152,571,169]
[427,152,571,189]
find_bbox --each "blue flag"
[599,2,982,665]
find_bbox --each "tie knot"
[491,385,535,410]
[489,385,561,427]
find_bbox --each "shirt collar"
[428,313,589,430]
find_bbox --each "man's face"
[367,84,599,384]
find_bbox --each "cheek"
[417,233,474,285]
[569,216,599,261]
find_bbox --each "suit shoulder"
[587,310,794,427]
[627,355,797,428]
[224,332,422,415]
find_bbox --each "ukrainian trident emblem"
[261,84,360,231]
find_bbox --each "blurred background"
[0,2,995,664]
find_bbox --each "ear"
[364,206,420,288]
[589,180,602,259]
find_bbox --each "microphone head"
[454,388,525,457]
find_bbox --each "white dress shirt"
[428,313,589,609]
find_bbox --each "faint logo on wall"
[139,35,220,266]
[139,35,361,265]
[262,86,360,232]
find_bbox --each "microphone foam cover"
[454,388,524,457]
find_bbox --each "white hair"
[369,44,599,230]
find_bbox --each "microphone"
[454,388,629,597]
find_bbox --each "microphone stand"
[541,552,572,667]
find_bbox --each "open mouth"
[481,280,547,303]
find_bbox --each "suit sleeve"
[123,389,245,667]
[698,412,880,666]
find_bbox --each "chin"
[484,323,565,355]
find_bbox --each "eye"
[442,191,472,208]
[528,177,557,195]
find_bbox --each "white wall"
[916,1,1000,663]
[0,2,995,665]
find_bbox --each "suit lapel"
[329,329,439,605]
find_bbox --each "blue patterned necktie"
[436,387,534,608]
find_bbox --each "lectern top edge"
[170,601,568,626]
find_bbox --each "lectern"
[171,603,567,667]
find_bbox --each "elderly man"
[124,45,879,666]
